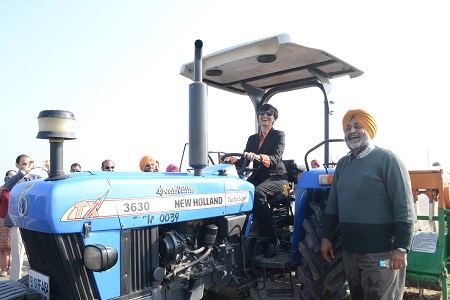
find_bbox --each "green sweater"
[322,146,415,253]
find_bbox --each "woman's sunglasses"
[258,111,275,116]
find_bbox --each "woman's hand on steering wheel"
[244,152,261,162]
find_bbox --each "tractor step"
[254,252,295,297]
[254,251,292,269]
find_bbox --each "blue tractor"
[180,33,362,299]
[1,34,362,299]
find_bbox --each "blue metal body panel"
[292,168,335,263]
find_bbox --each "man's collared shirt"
[349,144,373,161]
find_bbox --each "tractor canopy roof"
[180,33,363,96]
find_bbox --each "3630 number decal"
[123,201,150,213]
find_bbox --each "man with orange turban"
[342,108,378,140]
[140,155,157,172]
[321,109,414,299]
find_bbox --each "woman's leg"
[253,176,288,257]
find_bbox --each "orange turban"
[139,155,156,171]
[342,109,378,139]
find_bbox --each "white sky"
[0,0,449,177]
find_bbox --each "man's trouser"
[10,226,24,281]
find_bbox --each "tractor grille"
[21,228,99,300]
[120,226,159,296]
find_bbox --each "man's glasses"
[71,170,81,172]
[258,111,275,116]
[105,166,115,170]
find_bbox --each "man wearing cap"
[320,109,414,299]
[166,164,180,172]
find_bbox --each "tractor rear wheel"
[297,195,350,300]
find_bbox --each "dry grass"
[403,287,442,300]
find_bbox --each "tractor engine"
[158,216,248,296]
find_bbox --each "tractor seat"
[283,159,303,185]
[269,160,304,206]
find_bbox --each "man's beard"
[345,132,370,150]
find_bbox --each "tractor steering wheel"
[220,153,243,164]
[221,153,260,180]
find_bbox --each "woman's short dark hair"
[258,103,279,120]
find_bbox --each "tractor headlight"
[84,244,118,272]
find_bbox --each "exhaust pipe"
[189,40,208,176]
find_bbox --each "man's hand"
[389,249,407,270]
[42,159,50,173]
[320,238,335,262]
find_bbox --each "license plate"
[29,269,50,299]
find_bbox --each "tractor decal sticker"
[156,185,196,196]
[18,183,34,217]
[60,190,250,222]
[83,190,108,218]
[226,191,250,204]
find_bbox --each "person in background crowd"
[311,159,320,168]
[166,164,180,172]
[70,163,81,173]
[4,171,17,179]
[4,154,50,280]
[140,155,157,172]
[432,162,442,169]
[101,159,115,172]
[225,103,288,258]
[320,109,415,299]
[0,170,16,277]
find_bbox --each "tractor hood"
[8,165,254,234]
